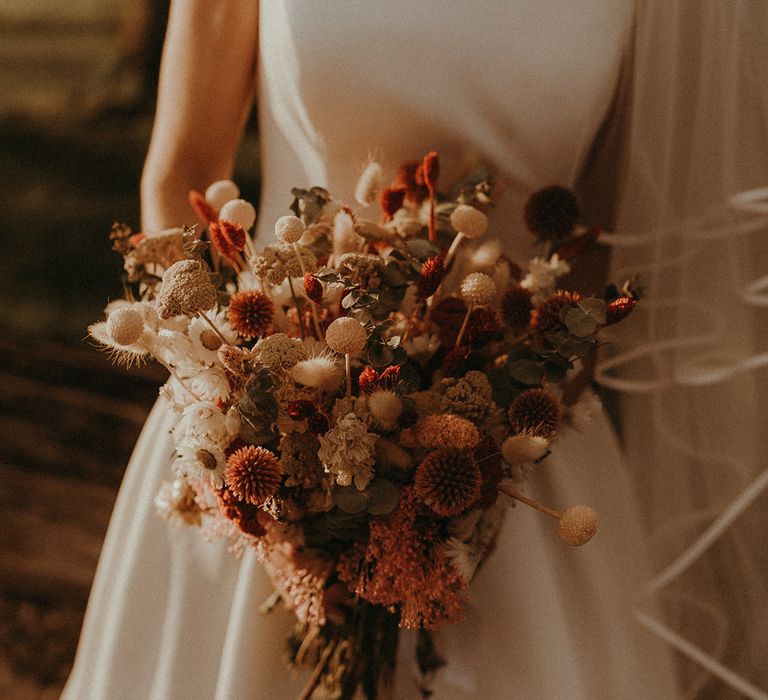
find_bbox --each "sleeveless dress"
[64,2,679,698]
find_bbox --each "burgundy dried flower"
[287,400,316,421]
[605,296,637,325]
[430,296,468,346]
[508,388,562,440]
[530,290,582,335]
[225,445,281,506]
[417,256,445,300]
[304,273,323,304]
[441,346,471,378]
[468,307,501,348]
[380,187,407,221]
[227,290,274,339]
[188,189,217,225]
[414,450,482,517]
[501,285,534,332]
[524,185,580,241]
[307,412,330,435]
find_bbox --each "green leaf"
[578,298,607,324]
[564,307,598,337]
[367,478,400,515]
[508,359,544,385]
[333,486,370,514]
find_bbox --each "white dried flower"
[251,243,317,284]
[290,349,344,392]
[460,272,497,307]
[188,310,236,365]
[189,366,230,403]
[325,317,368,355]
[318,412,377,491]
[88,307,150,367]
[155,477,201,527]
[367,389,402,430]
[174,437,227,488]
[330,395,370,425]
[521,254,570,296]
[355,161,384,207]
[559,505,598,546]
[469,240,503,274]
[450,204,488,238]
[106,307,145,346]
[402,333,441,365]
[445,537,483,583]
[501,433,549,465]
[446,509,483,541]
[333,208,364,258]
[205,180,240,211]
[253,333,306,369]
[275,215,305,244]
[174,401,229,447]
[155,329,197,370]
[219,198,256,231]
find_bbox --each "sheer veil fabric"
[595,2,768,697]
[62,1,768,699]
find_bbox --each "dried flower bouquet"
[91,151,638,699]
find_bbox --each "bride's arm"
[141,0,259,232]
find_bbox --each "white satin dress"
[64,2,679,698]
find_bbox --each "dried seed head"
[501,433,549,465]
[106,307,144,346]
[524,186,580,241]
[417,256,445,300]
[559,505,598,546]
[460,272,497,307]
[227,290,274,339]
[275,215,305,244]
[205,180,240,211]
[326,317,368,355]
[219,198,256,231]
[156,260,218,319]
[414,450,482,517]
[501,285,534,331]
[450,204,488,239]
[225,445,281,506]
[508,388,562,440]
[414,414,480,451]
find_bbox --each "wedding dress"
[63,2,683,698]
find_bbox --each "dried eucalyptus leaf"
[333,486,370,514]
[578,298,607,324]
[367,478,400,515]
[564,307,598,337]
[508,359,544,385]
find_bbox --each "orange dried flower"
[225,445,281,506]
[508,388,561,440]
[530,290,582,335]
[358,366,380,393]
[393,161,429,202]
[217,485,266,538]
[227,290,274,339]
[414,450,482,517]
[606,296,637,325]
[417,256,445,299]
[188,189,217,225]
[501,285,534,331]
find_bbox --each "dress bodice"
[256,0,633,253]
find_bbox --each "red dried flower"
[217,485,266,538]
[508,388,562,440]
[417,256,445,300]
[227,290,274,339]
[430,296,468,346]
[524,185,580,241]
[393,161,429,202]
[555,226,601,260]
[380,187,407,221]
[419,151,440,191]
[378,365,401,390]
[208,219,246,264]
[414,450,482,517]
[501,285,534,332]
[225,445,281,506]
[468,307,501,348]
[188,189,217,225]
[287,400,316,421]
[605,296,637,325]
[304,273,323,304]
[530,290,582,335]
[358,366,380,394]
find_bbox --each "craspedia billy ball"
[326,316,368,355]
[106,307,144,346]
[227,290,274,339]
[508,388,562,440]
[225,445,281,506]
[413,450,482,517]
[524,185,580,241]
[275,215,305,244]
[460,272,497,307]
[558,505,598,546]
[450,204,488,238]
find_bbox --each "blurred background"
[0,2,257,696]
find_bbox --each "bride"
[64,2,768,699]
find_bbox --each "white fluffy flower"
[156,329,198,370]
[520,254,570,295]
[367,389,402,430]
[318,412,377,490]
[173,438,227,488]
[154,476,201,526]
[175,401,229,446]
[445,537,483,583]
[501,433,549,465]
[290,348,344,392]
[402,333,441,365]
